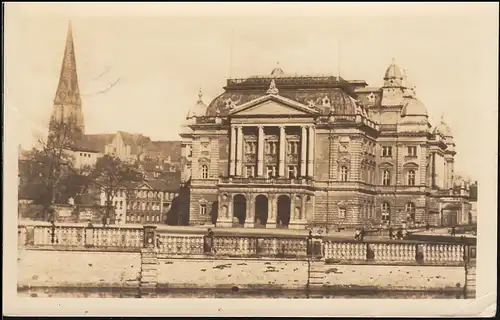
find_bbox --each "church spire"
[50,21,85,138]
[54,21,81,106]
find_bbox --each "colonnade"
[229,125,316,178]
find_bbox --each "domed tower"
[381,58,405,107]
[433,115,455,189]
[180,89,207,184]
[186,89,208,123]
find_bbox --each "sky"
[4,2,499,180]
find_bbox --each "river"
[18,287,466,299]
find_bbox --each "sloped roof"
[146,140,182,162]
[118,131,151,154]
[80,133,116,153]
[146,174,180,192]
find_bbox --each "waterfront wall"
[157,258,309,290]
[17,249,465,293]
[17,250,141,288]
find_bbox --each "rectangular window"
[339,208,346,218]
[382,146,393,157]
[407,146,417,157]
[381,212,390,222]
[287,166,297,179]
[245,165,255,178]
[200,204,207,216]
[266,166,277,178]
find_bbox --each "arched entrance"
[277,195,291,228]
[254,195,268,226]
[233,194,247,225]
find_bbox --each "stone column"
[266,195,277,229]
[257,126,265,177]
[300,126,307,177]
[244,195,255,228]
[290,194,296,221]
[279,126,286,177]
[307,126,315,177]
[301,195,306,221]
[230,126,237,176]
[236,126,243,176]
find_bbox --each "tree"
[21,120,85,221]
[91,155,143,225]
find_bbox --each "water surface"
[18,287,466,299]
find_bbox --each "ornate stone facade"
[180,61,471,229]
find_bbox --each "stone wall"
[157,258,309,290]
[323,264,464,291]
[17,249,141,288]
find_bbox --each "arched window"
[381,202,390,223]
[201,165,209,179]
[407,170,416,186]
[382,170,391,186]
[340,166,348,181]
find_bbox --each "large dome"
[186,89,207,118]
[401,98,427,117]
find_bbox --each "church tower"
[48,22,85,145]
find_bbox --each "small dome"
[333,90,358,115]
[383,58,404,87]
[186,89,207,118]
[384,59,403,80]
[401,98,428,117]
[433,116,453,137]
[271,67,285,76]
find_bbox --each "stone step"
[141,276,158,282]
[141,265,158,270]
[141,258,159,264]
[142,271,157,277]
[141,267,158,272]
[140,283,158,288]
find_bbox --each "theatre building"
[179,61,471,229]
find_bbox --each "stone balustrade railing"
[211,236,308,257]
[157,234,205,255]
[19,224,144,249]
[18,223,474,265]
[323,240,465,264]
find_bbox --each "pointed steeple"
[54,21,81,106]
[50,21,85,138]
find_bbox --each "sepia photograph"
[3,2,498,317]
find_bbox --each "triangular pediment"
[229,95,318,117]
[137,183,153,190]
